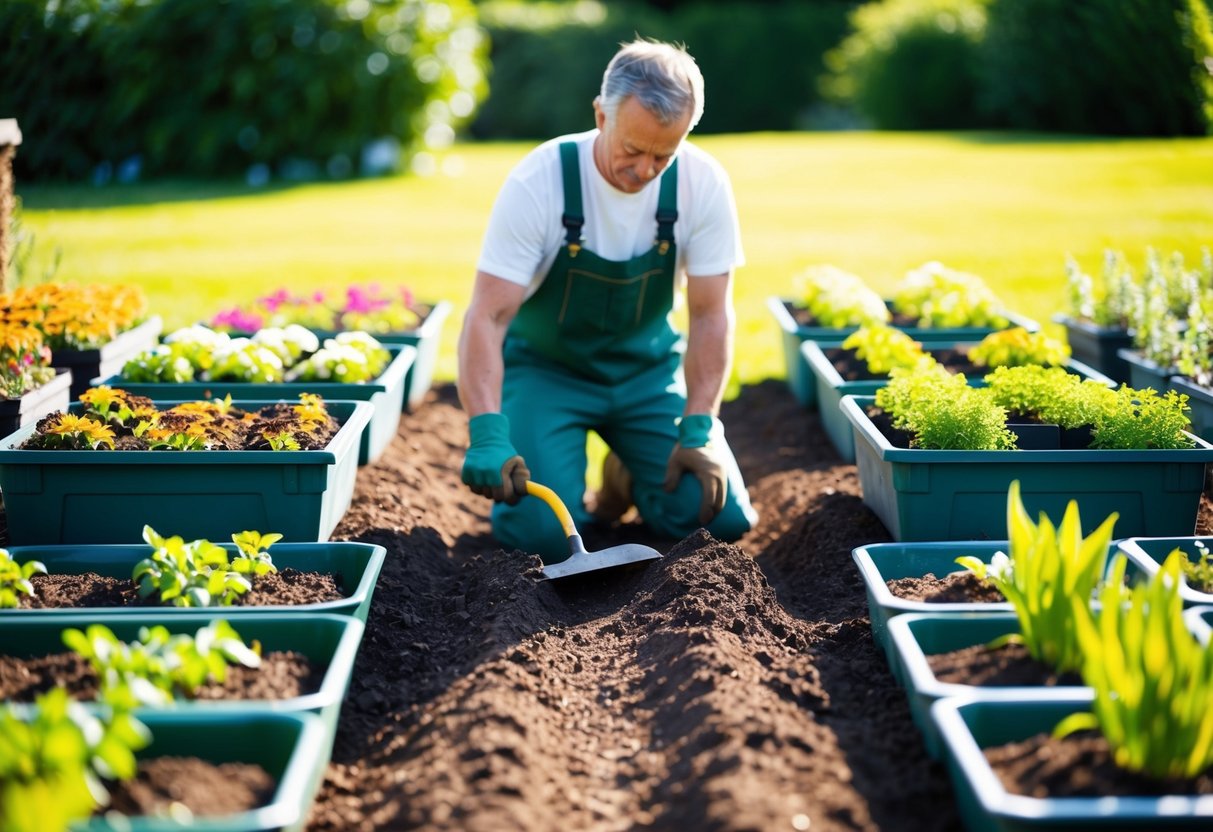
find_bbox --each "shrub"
[2,0,489,181]
[980,0,1213,136]
[820,0,990,129]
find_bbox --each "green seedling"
[0,687,149,832]
[875,366,1016,450]
[968,327,1070,369]
[230,530,282,577]
[0,549,46,609]
[62,619,261,708]
[1090,386,1194,450]
[134,526,248,607]
[1055,552,1213,780]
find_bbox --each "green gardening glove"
[663,414,727,525]
[462,413,531,505]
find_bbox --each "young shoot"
[0,548,46,609]
[132,525,278,607]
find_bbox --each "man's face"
[593,95,691,194]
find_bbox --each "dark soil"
[825,347,985,381]
[926,642,1082,688]
[0,650,322,702]
[24,568,345,608]
[886,572,1006,604]
[105,757,277,817]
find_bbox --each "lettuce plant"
[1055,552,1213,780]
[792,264,890,328]
[841,324,934,376]
[62,619,261,708]
[958,481,1118,674]
[968,327,1070,369]
[875,367,1016,450]
[133,525,279,607]
[892,261,1009,329]
[0,549,45,609]
[0,688,149,832]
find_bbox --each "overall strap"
[655,158,679,254]
[559,142,584,256]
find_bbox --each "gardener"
[457,38,757,561]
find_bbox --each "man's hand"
[462,413,530,504]
[663,414,727,525]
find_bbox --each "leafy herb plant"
[842,324,934,376]
[875,367,1017,450]
[1055,551,1213,780]
[1179,539,1213,594]
[0,549,46,609]
[892,261,1010,329]
[792,264,890,328]
[968,327,1070,369]
[1089,387,1194,450]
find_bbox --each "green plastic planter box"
[852,541,1014,676]
[0,399,373,545]
[319,300,451,412]
[78,710,328,832]
[932,693,1213,831]
[1116,346,1174,392]
[0,369,71,439]
[841,395,1213,542]
[1183,605,1213,644]
[768,296,1039,408]
[1117,536,1213,607]
[1053,314,1134,385]
[1169,376,1213,444]
[888,612,1088,761]
[0,540,385,622]
[0,612,363,752]
[50,316,163,400]
[803,341,1113,462]
[94,344,416,466]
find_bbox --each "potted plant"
[804,325,1111,461]
[0,612,364,755]
[2,534,385,623]
[0,393,373,545]
[0,321,73,438]
[770,261,1038,407]
[209,283,451,412]
[1055,250,1138,383]
[0,689,329,832]
[839,366,1213,541]
[932,550,1213,830]
[0,282,163,399]
[886,483,1115,757]
[97,325,415,466]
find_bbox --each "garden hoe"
[525,481,663,581]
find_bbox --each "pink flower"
[211,308,264,332]
[259,289,290,312]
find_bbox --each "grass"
[15,131,1213,389]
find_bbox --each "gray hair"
[598,39,704,131]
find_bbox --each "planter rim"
[840,395,1213,461]
[0,612,364,715]
[1052,313,1134,337]
[932,691,1213,821]
[853,541,1017,615]
[890,611,1090,702]
[92,342,417,396]
[804,341,1115,392]
[0,541,387,618]
[0,399,374,465]
[1118,537,1213,607]
[1116,346,1179,377]
[48,316,164,364]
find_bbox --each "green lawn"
[17,131,1213,388]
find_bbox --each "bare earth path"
[309,381,1213,832]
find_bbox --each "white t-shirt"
[477,130,744,297]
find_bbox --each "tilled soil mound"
[304,381,1211,831]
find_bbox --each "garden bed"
[8,381,1213,830]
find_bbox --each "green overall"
[495,142,757,561]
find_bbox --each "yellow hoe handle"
[525,481,577,538]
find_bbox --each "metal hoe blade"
[540,537,663,581]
